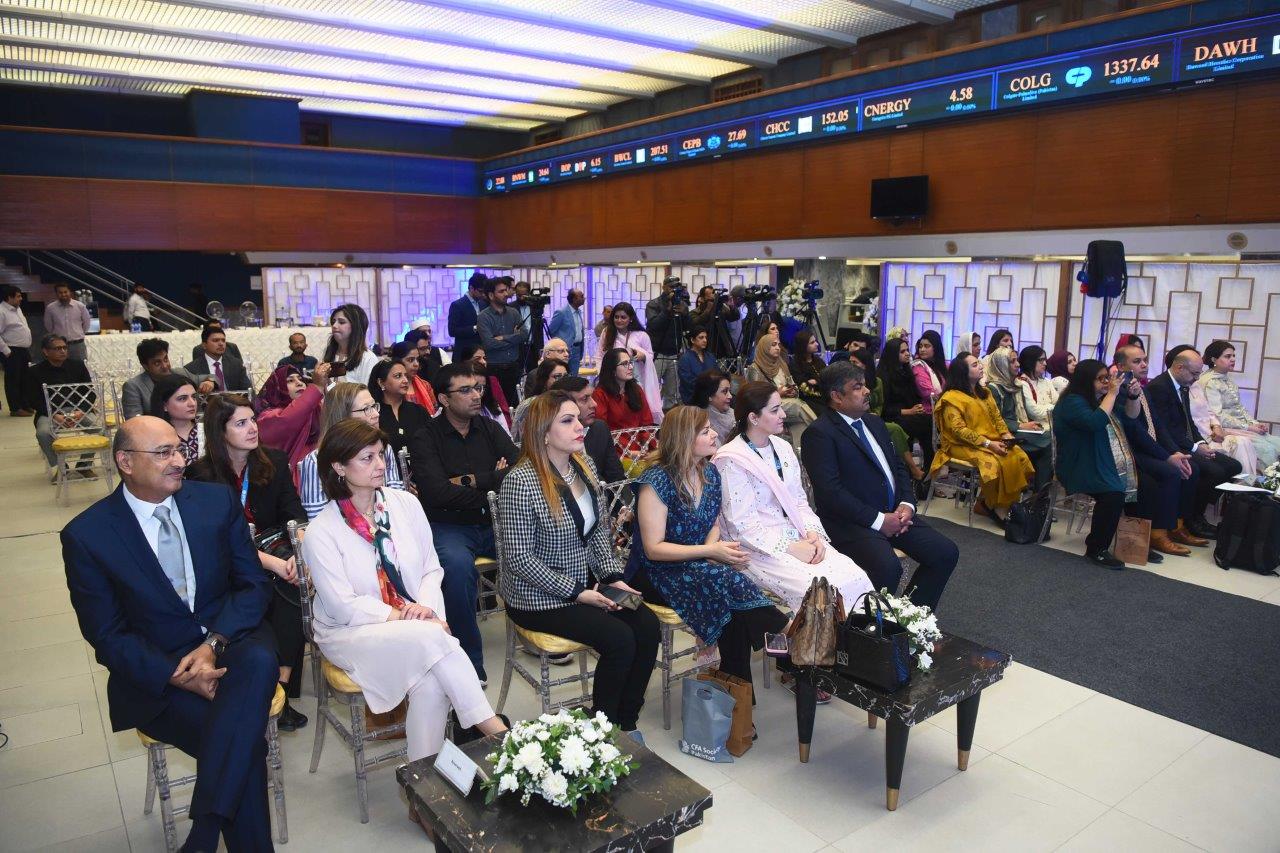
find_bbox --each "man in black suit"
[189,321,243,363]
[1144,347,1242,535]
[185,325,250,392]
[447,272,489,356]
[801,360,958,610]
[63,416,275,851]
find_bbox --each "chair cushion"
[322,659,363,694]
[52,435,110,453]
[512,623,588,655]
[644,602,684,626]
[474,557,497,571]
[138,684,286,746]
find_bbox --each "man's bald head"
[1170,350,1204,387]
[114,417,185,501]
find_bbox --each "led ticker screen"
[483,13,1280,193]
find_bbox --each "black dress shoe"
[277,702,308,732]
[1187,518,1217,539]
[1085,550,1124,569]
[1146,549,1164,564]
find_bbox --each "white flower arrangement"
[1259,462,1280,494]
[777,278,808,321]
[876,589,943,671]
[482,708,638,813]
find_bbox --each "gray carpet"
[928,518,1280,759]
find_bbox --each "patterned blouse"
[1199,371,1259,430]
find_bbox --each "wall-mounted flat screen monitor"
[870,175,929,220]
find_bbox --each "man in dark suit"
[63,416,276,852]
[189,321,243,363]
[185,325,250,392]
[447,272,489,356]
[1144,347,1241,535]
[547,289,586,374]
[801,360,958,610]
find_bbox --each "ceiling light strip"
[632,0,860,48]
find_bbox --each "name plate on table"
[434,739,486,797]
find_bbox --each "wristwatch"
[203,633,228,657]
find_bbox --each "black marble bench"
[397,734,712,852]
[777,632,1011,811]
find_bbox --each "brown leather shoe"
[1168,525,1208,548]
[1150,529,1192,555]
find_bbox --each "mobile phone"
[327,361,348,377]
[599,586,642,610]
[1120,370,1134,384]
[764,633,790,657]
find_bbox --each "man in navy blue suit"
[801,360,958,611]
[447,272,490,356]
[63,416,275,852]
[547,289,586,374]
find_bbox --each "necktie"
[1139,394,1157,441]
[1178,385,1195,441]
[851,419,895,510]
[152,505,190,608]
[213,360,225,390]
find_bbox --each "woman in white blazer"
[301,418,505,763]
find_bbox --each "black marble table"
[397,734,712,852]
[777,632,1011,811]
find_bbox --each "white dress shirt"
[0,301,32,356]
[838,411,911,532]
[121,484,197,611]
[125,294,151,321]
[43,299,92,342]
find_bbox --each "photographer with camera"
[645,276,690,411]
[513,280,551,373]
[547,289,586,374]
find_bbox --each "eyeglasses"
[446,384,486,396]
[121,446,183,460]
[351,402,380,415]
[46,345,69,352]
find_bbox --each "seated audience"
[547,288,586,373]
[746,332,816,452]
[1145,347,1243,531]
[790,328,827,415]
[551,375,627,483]
[986,347,1052,489]
[149,374,202,467]
[854,347,925,487]
[24,334,93,479]
[498,392,658,735]
[1201,339,1280,468]
[877,336,935,476]
[513,357,568,437]
[1113,345,1203,554]
[539,337,572,369]
[984,328,1015,358]
[63,416,275,851]
[1188,374,1258,476]
[630,406,787,693]
[714,381,874,611]
[1114,333,1145,362]
[919,330,949,377]
[121,338,212,419]
[1047,349,1076,393]
[187,394,309,729]
[691,369,735,444]
[1052,360,1140,569]
[301,419,506,769]
[802,361,958,610]
[596,302,662,422]
[255,363,330,480]
[298,383,405,518]
[407,363,520,682]
[961,329,983,359]
[455,344,512,435]
[1017,345,1058,425]
[278,332,318,372]
[185,325,250,393]
[931,353,1035,524]
[405,324,446,385]
[593,347,657,432]
[390,341,437,415]
[323,304,380,387]
[910,334,945,414]
[677,326,716,405]
[189,321,244,363]
[369,359,429,453]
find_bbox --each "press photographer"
[513,279,551,371]
[645,276,690,410]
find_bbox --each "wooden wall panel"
[887,132,925,178]
[0,176,91,247]
[87,179,178,249]
[800,135,890,237]
[176,183,260,249]
[324,190,396,250]
[650,165,714,246]
[729,148,805,243]
[1226,79,1280,223]
[593,171,656,249]
[1169,86,1235,224]
[923,115,1037,233]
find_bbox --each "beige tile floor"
[1,413,1277,852]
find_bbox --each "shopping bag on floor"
[699,669,753,756]
[1111,516,1150,566]
[679,678,734,763]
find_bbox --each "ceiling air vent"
[713,76,763,103]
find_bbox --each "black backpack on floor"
[1213,492,1280,575]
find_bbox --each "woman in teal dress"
[628,405,787,691]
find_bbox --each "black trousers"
[136,627,277,851]
[831,515,958,611]
[266,589,305,698]
[508,603,660,730]
[1132,453,1197,529]
[1190,452,1242,516]
[1084,491,1126,555]
[2,346,30,413]
[890,412,935,473]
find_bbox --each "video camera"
[663,275,689,303]
[802,279,824,301]
[742,285,775,304]
[519,286,552,311]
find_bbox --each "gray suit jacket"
[184,355,250,394]
[120,367,207,419]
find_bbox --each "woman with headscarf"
[1047,350,1076,393]
[746,332,815,452]
[256,362,330,483]
[962,330,982,360]
[877,337,934,474]
[986,346,1052,489]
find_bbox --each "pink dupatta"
[714,435,807,536]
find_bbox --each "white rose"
[515,742,546,777]
[541,770,569,805]
[499,773,518,793]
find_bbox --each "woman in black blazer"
[187,393,309,731]
[369,358,429,452]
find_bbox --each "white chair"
[1046,425,1093,541]
[610,426,658,477]
[42,381,115,505]
[918,410,980,525]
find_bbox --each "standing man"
[185,326,250,392]
[124,283,154,331]
[645,277,689,410]
[63,416,276,852]
[277,332,318,372]
[406,363,520,683]
[801,360,958,610]
[25,334,93,479]
[548,290,586,374]
[1,285,34,416]
[476,277,527,405]
[447,272,489,356]
[43,283,93,363]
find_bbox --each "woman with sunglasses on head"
[149,373,202,467]
[187,394,310,730]
[296,382,405,519]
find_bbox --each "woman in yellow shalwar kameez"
[930,352,1035,524]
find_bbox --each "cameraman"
[645,277,689,410]
[512,280,546,373]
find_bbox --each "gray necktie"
[153,505,189,607]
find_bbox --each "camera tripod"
[799,296,829,357]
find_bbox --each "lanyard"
[238,468,250,507]
[749,441,784,480]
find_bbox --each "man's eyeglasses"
[446,384,486,396]
[121,446,184,460]
[45,344,69,352]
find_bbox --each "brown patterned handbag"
[785,576,846,667]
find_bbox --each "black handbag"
[1005,484,1053,544]
[834,592,912,691]
[253,527,302,607]
[1214,492,1280,575]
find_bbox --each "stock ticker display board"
[481,13,1280,195]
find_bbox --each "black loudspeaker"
[1080,240,1127,298]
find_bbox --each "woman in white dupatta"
[713,381,873,610]
[595,301,663,423]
